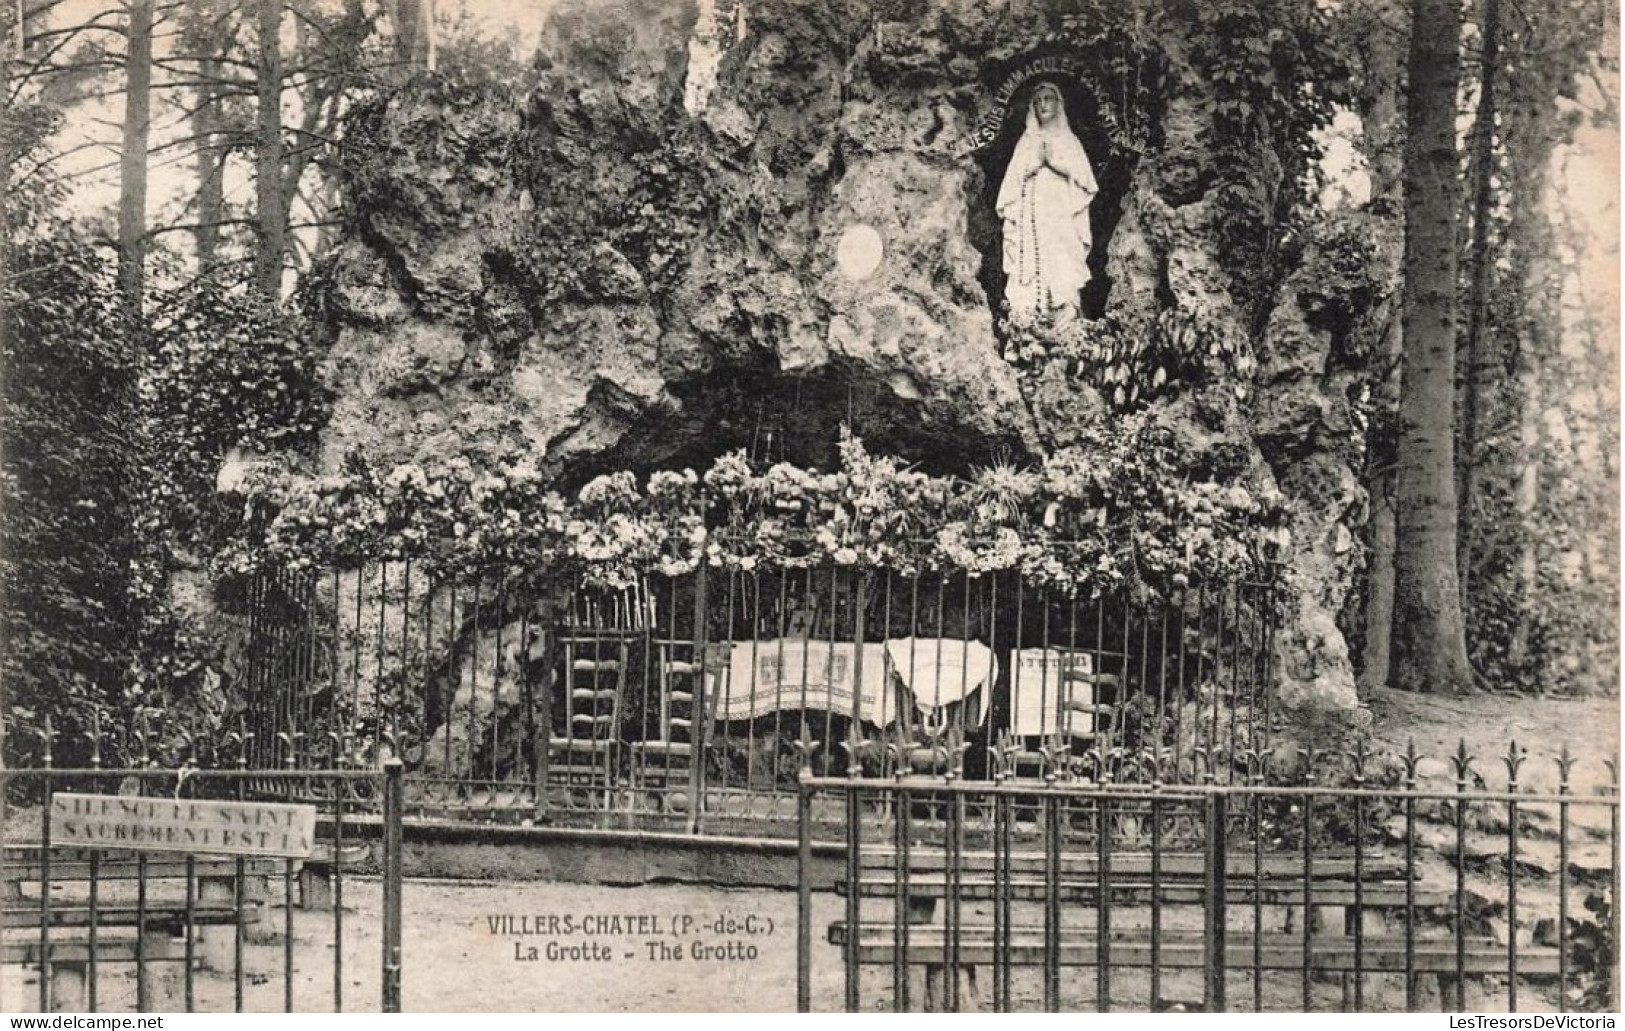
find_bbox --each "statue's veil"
[1001,83,1096,203]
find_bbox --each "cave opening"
[557,356,1033,493]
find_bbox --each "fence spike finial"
[87,708,103,769]
[1502,739,1526,791]
[1555,742,1576,795]
[1296,745,1325,786]
[792,721,820,780]
[1450,738,1475,787]
[1039,733,1065,787]
[1238,745,1263,787]
[1349,738,1370,784]
[133,710,153,766]
[885,740,909,782]
[1400,737,1421,788]
[842,723,868,778]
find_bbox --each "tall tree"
[1391,0,1475,693]
[253,0,284,301]
[1352,0,1407,695]
[1456,0,1501,600]
[391,0,435,73]
[117,0,153,318]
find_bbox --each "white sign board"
[1009,648,1094,738]
[50,793,317,859]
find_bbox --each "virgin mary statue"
[996,82,1098,323]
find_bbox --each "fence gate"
[1,763,404,1014]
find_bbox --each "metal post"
[382,760,404,1013]
[1204,790,1228,1012]
[689,565,708,835]
[796,778,813,1013]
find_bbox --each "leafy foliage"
[122,282,331,732]
[1002,309,1253,409]
[0,232,135,767]
[137,281,331,551]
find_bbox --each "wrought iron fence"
[231,560,1279,828]
[793,748,1621,1013]
[0,765,404,1014]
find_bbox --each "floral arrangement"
[224,423,1287,595]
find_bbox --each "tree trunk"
[254,0,285,302]
[117,0,153,320]
[391,0,434,73]
[1457,0,1500,602]
[1391,0,1474,694]
[193,54,225,274]
[1356,2,1405,696]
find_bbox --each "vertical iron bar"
[690,565,708,834]
[1354,789,1365,1011]
[727,570,741,798]
[844,782,861,1013]
[87,849,99,1012]
[1043,787,1061,1011]
[1302,790,1314,1011]
[38,780,52,1013]
[283,857,295,1012]
[1137,601,1151,781]
[235,770,247,1012]
[1097,794,1111,1011]
[993,776,1009,1012]
[1610,776,1619,1013]
[796,778,812,1013]
[1205,790,1228,1012]
[1252,784,1263,1011]
[770,575,793,787]
[1208,589,1224,782]
[1118,593,1131,784]
[491,572,504,784]
[1455,760,1468,1010]
[893,777,910,1011]
[1508,768,1519,1011]
[1173,588,1187,783]
[1558,768,1570,1013]
[1224,586,1239,784]
[825,570,837,775]
[383,760,404,1013]
[328,573,340,768]
[333,776,346,1012]
[351,570,364,767]
[444,584,456,776]
[1151,792,1163,1010]
[946,787,963,1012]
[467,578,482,788]
[1405,760,1417,1011]
[184,856,196,1011]
[135,852,147,1010]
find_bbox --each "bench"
[830,846,1555,1011]
[3,848,275,1011]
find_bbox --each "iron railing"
[227,561,1279,828]
[0,764,404,1014]
[795,747,1620,1013]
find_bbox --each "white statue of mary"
[996,82,1098,322]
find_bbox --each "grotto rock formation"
[315,0,1378,746]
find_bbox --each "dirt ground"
[3,878,850,1013]
[1364,688,1619,794]
[2,876,1564,1013]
